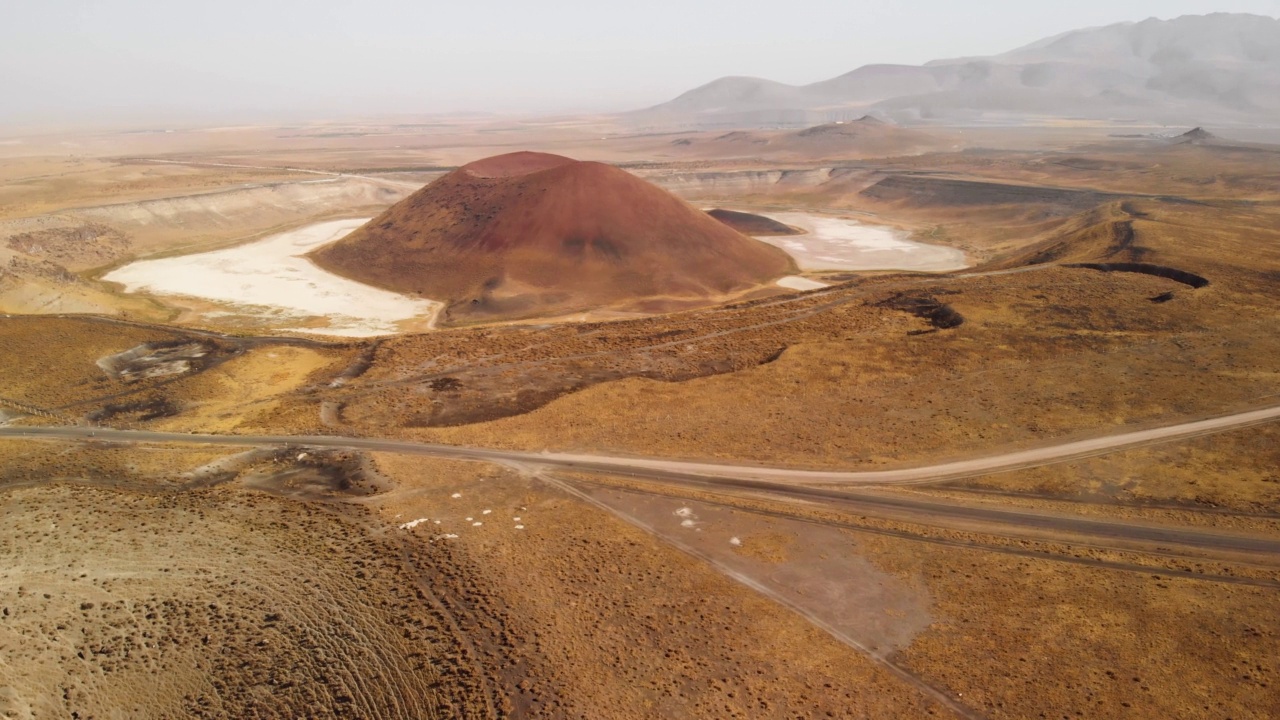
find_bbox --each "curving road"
[549,404,1280,486]
[4,403,1277,487]
[4,407,1280,560]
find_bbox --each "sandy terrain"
[103,219,440,336]
[0,441,965,719]
[5,436,1274,719]
[757,211,968,272]
[0,449,494,718]
[361,454,959,718]
[3,118,1279,718]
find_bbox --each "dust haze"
[2,7,1280,720]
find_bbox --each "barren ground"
[1,119,1278,718]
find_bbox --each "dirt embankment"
[5,223,131,269]
[318,282,891,428]
[861,175,1127,216]
[0,478,495,718]
[0,441,966,719]
[1066,262,1210,288]
[0,167,414,319]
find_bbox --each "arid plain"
[1,116,1279,719]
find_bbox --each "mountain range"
[630,13,1280,129]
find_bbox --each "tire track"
[563,474,1280,589]
[536,471,984,720]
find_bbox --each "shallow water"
[756,212,967,272]
[104,218,440,337]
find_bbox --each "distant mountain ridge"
[631,13,1280,128]
[664,116,952,160]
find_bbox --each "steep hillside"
[310,152,794,324]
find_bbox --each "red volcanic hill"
[310,151,795,324]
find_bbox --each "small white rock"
[514,525,525,530]
[729,537,742,547]
[451,492,462,499]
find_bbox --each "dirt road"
[4,402,1280,559]
[5,402,1277,486]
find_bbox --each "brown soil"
[863,521,1280,720]
[0,442,957,719]
[393,262,1276,480]
[310,152,795,325]
[0,480,492,719]
[5,223,131,269]
[4,123,1280,718]
[0,315,351,430]
[552,470,1280,720]
[361,454,954,718]
[941,422,1280,515]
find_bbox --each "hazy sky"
[3,0,1279,124]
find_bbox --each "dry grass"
[364,453,952,718]
[940,423,1280,514]
[381,266,1277,478]
[861,530,1280,720]
[0,316,352,431]
[0,317,173,410]
[3,125,1279,717]
[147,345,344,433]
[0,464,490,718]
